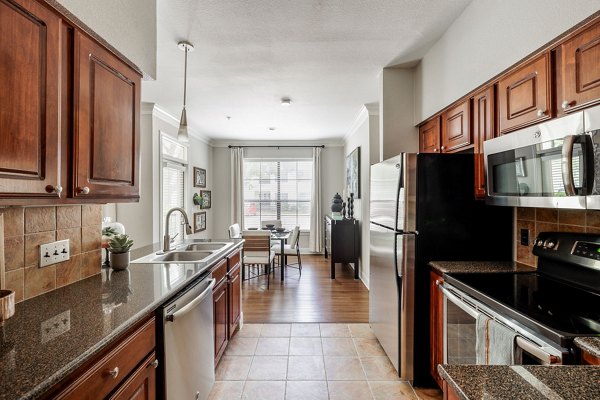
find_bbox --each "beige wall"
[1,205,103,303]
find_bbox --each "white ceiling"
[142,0,471,142]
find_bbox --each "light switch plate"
[39,239,70,268]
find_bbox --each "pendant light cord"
[183,46,188,108]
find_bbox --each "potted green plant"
[108,234,134,270]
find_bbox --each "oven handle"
[437,281,561,365]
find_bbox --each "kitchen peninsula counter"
[429,260,536,275]
[0,240,242,400]
[439,364,600,400]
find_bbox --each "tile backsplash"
[515,207,600,267]
[1,205,102,303]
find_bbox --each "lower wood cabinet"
[430,271,444,389]
[212,259,229,366]
[581,350,600,365]
[49,317,156,400]
[227,254,242,338]
[442,380,461,400]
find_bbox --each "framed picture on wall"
[194,212,206,232]
[199,190,211,209]
[346,146,361,199]
[193,167,206,188]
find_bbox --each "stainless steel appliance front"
[161,274,216,400]
[439,282,564,366]
[484,112,591,208]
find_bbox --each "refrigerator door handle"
[395,232,416,381]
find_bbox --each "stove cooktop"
[445,272,600,346]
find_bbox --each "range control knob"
[536,239,544,246]
[544,240,556,249]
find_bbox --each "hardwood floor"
[242,254,369,323]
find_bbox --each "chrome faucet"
[163,207,193,252]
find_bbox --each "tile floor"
[209,323,441,400]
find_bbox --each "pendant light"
[177,41,194,143]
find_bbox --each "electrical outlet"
[520,228,529,246]
[39,239,70,268]
[41,310,70,343]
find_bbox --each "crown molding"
[141,102,212,145]
[343,106,368,142]
[364,102,380,116]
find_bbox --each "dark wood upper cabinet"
[0,0,61,200]
[498,54,552,134]
[557,20,600,114]
[441,100,472,153]
[472,86,496,199]
[73,32,140,201]
[419,117,441,153]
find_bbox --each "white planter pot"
[109,251,130,270]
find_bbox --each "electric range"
[444,232,600,351]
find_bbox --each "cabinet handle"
[440,146,445,151]
[433,148,438,152]
[537,109,546,117]
[107,366,119,379]
[77,186,90,195]
[149,359,159,369]
[562,100,572,110]
[45,185,63,196]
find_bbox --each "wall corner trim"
[142,102,212,145]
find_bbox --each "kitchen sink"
[131,250,214,264]
[182,242,231,251]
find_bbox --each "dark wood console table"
[324,215,360,279]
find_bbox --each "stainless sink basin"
[183,243,229,251]
[132,250,213,264]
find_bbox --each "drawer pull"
[151,359,159,369]
[107,366,119,379]
[77,186,90,194]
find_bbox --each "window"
[161,134,188,243]
[243,159,312,229]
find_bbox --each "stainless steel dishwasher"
[157,272,216,400]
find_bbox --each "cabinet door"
[558,21,600,113]
[108,353,157,400]
[441,100,472,153]
[73,32,140,201]
[213,279,228,365]
[498,54,552,134]
[0,0,61,200]
[429,271,444,389]
[472,86,496,199]
[227,263,241,338]
[419,117,441,153]
[581,350,600,365]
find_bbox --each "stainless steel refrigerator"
[369,153,512,385]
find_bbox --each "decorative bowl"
[264,224,275,230]
[275,227,286,233]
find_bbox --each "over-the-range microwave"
[484,105,600,209]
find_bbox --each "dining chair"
[228,223,241,238]
[241,230,276,288]
[271,225,302,277]
[261,219,282,228]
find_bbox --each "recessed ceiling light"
[268,127,276,131]
[281,98,292,107]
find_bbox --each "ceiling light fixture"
[177,41,194,143]
[281,97,292,107]
[268,127,276,131]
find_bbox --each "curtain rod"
[228,145,325,149]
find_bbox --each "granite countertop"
[439,364,600,400]
[575,337,600,359]
[429,260,536,275]
[0,239,243,400]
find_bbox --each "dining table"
[270,230,291,281]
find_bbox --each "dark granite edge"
[574,337,600,358]
[41,0,148,79]
[19,240,245,400]
[437,365,469,400]
[429,260,536,275]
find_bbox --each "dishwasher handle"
[166,278,215,322]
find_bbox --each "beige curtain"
[230,147,244,227]
[309,147,322,252]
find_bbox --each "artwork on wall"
[193,167,206,188]
[199,190,211,209]
[194,212,206,232]
[346,146,361,199]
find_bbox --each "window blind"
[160,134,188,243]
[243,160,312,229]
